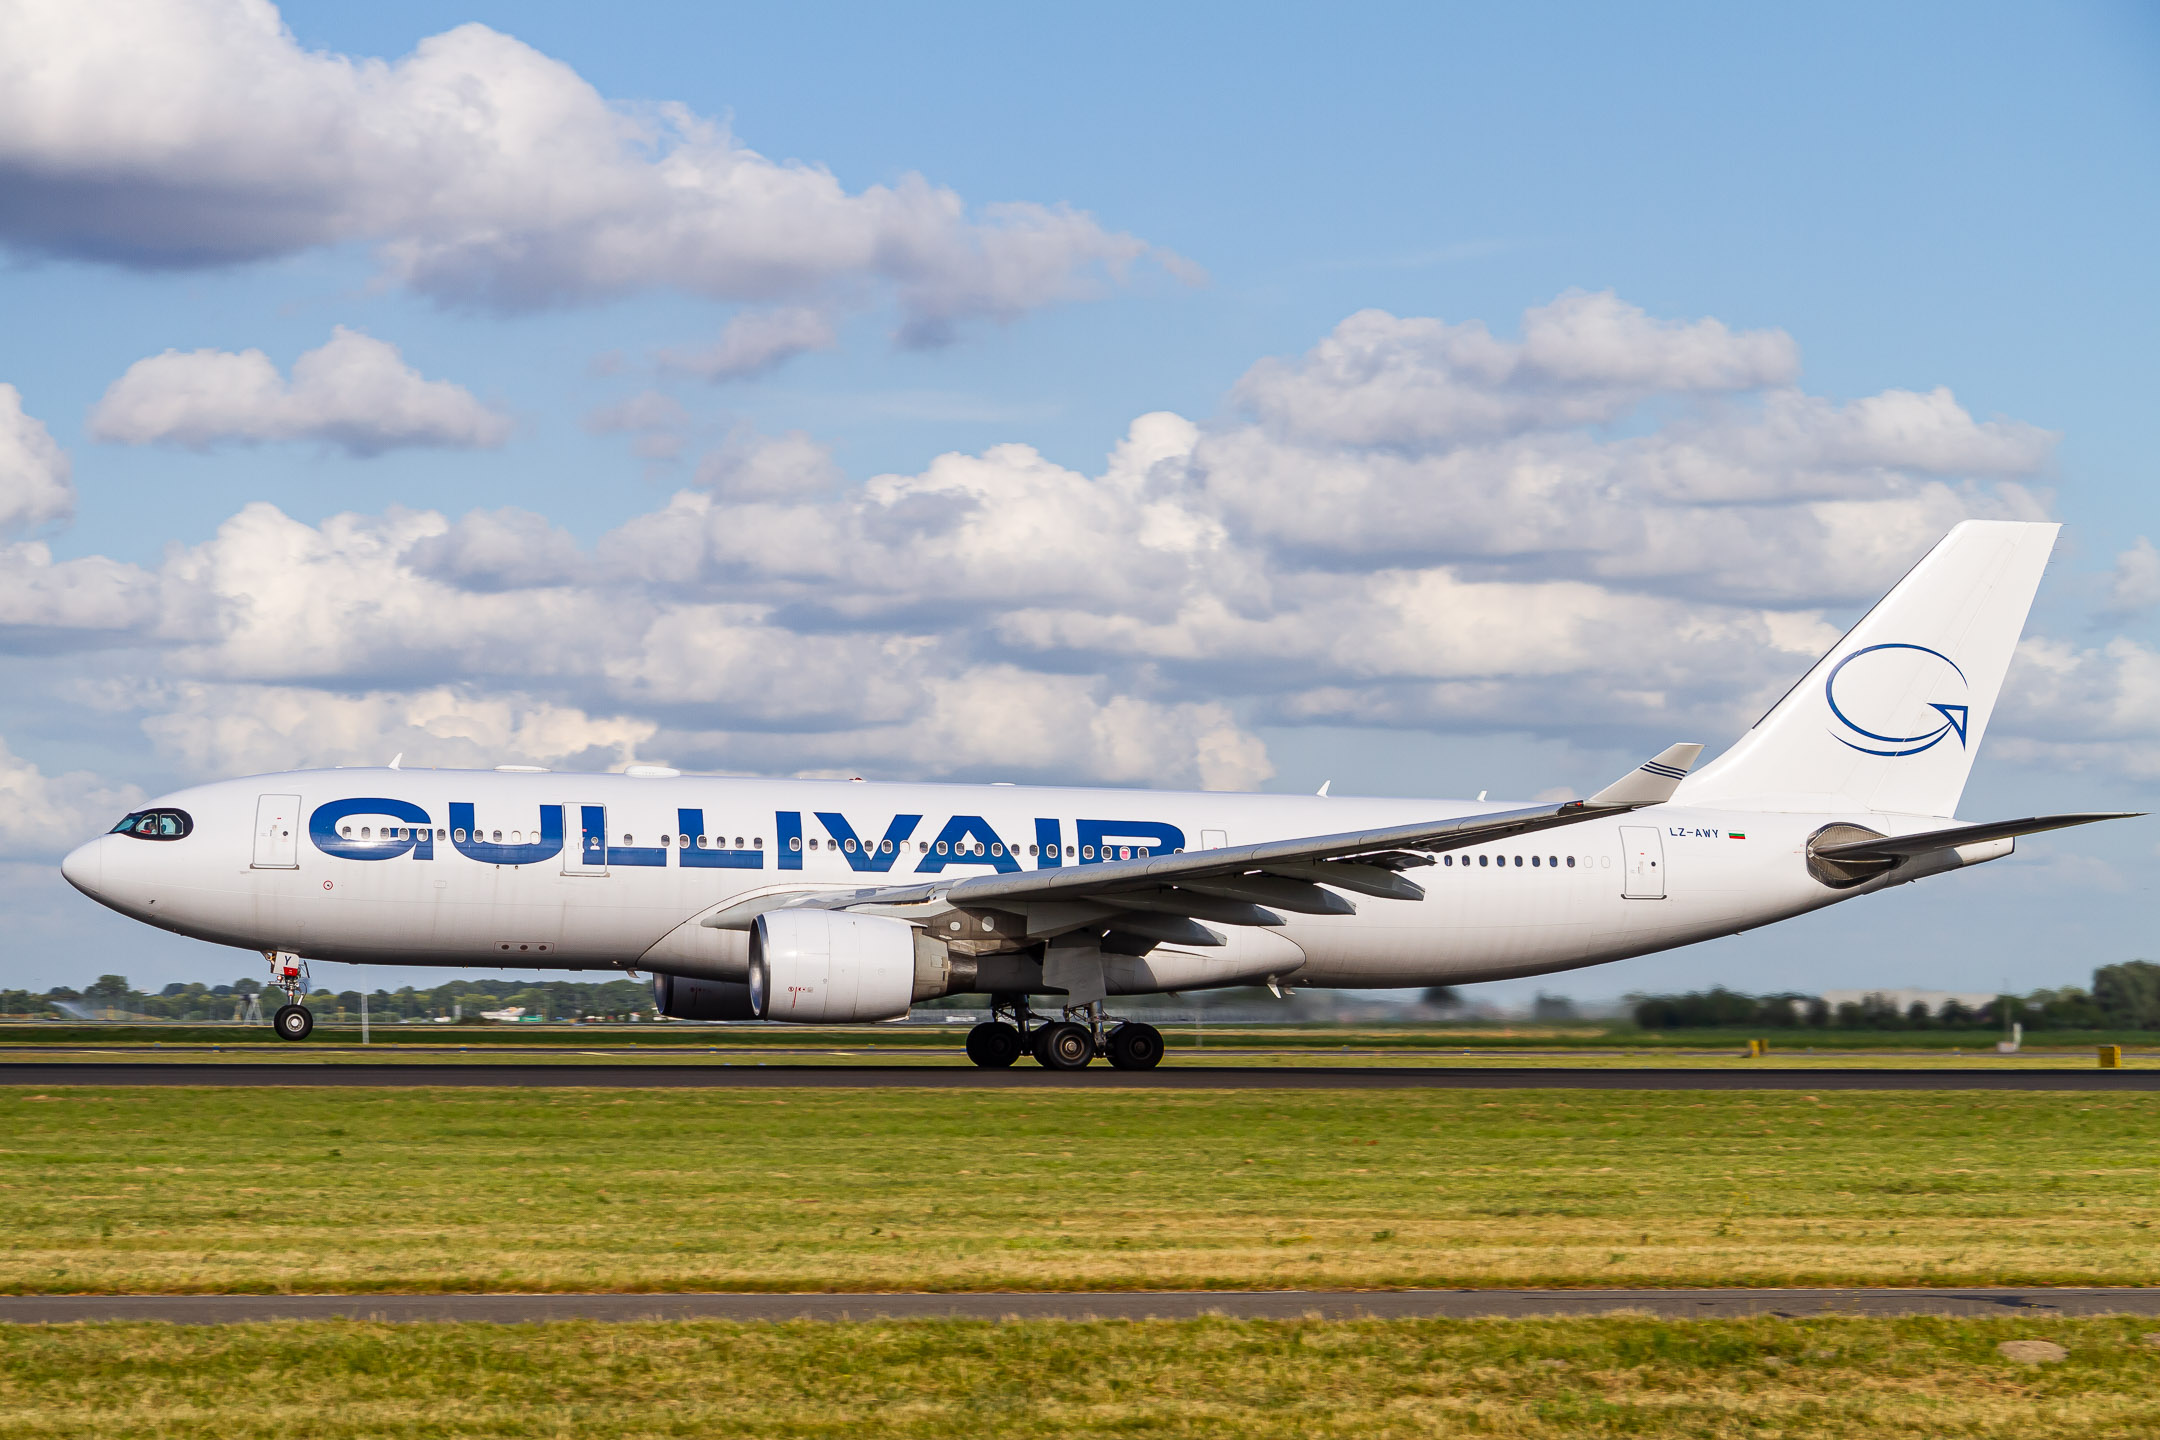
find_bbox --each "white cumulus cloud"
[0,385,75,535]
[0,0,1170,335]
[12,292,2131,795]
[0,735,142,859]
[659,308,839,381]
[89,327,510,455]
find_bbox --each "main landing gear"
[264,950,314,1042]
[965,998,1164,1072]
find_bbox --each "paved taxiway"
[0,1062,2152,1089]
[4,1288,2157,1325]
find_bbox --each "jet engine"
[749,910,917,1023]
[651,972,758,1021]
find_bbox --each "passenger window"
[844,838,858,853]
[990,842,1003,856]
[788,837,801,851]
[454,828,467,842]
[936,841,949,855]
[1082,845,1095,859]
[1478,855,1488,867]
[1567,855,1576,867]
[1531,855,1540,867]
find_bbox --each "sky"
[0,0,2154,1005]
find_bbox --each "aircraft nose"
[60,837,103,897]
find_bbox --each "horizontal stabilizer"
[1586,743,1705,807]
[1813,812,2142,861]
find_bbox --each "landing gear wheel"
[272,1004,314,1042]
[1034,1020,1094,1070]
[965,1020,1024,1069]
[1106,1022,1164,1070]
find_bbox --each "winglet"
[1586,743,1705,807]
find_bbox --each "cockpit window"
[109,809,193,841]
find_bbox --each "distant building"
[1818,988,1999,1012]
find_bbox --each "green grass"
[0,1315,2157,1438]
[2,1087,2157,1294]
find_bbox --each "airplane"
[60,520,2137,1068]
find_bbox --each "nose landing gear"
[964,998,1165,1071]
[264,951,314,1042]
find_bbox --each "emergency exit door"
[251,794,300,869]
[1619,826,1666,899]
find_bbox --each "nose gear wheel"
[263,950,315,1042]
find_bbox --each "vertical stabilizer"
[1676,520,2058,817]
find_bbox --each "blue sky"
[0,1,2154,1003]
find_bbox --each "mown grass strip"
[1,1087,2155,1294]
[0,1315,2156,1438]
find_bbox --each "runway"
[4,1287,2157,1325]
[0,1062,2151,1089]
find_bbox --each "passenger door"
[1619,826,1665,899]
[251,794,300,869]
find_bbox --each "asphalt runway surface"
[4,1288,2157,1325]
[0,1062,2153,1089]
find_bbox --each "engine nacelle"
[651,972,758,1021]
[749,910,917,1022]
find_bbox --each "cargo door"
[563,804,608,875]
[1619,826,1665,899]
[251,794,300,869]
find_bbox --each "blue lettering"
[449,803,564,866]
[777,811,804,871]
[914,815,1021,874]
[309,798,434,861]
[1034,818,1063,868]
[1077,819,1186,862]
[676,809,762,869]
[814,812,921,873]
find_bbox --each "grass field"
[0,1315,2156,1438]
[2,1087,2156,1294]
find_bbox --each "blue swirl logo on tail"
[1824,643,1970,757]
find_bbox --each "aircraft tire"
[1034,1021,1094,1070]
[1106,1022,1164,1070]
[965,1021,1023,1068]
[272,1004,314,1042]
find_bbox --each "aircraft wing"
[1810,811,2142,861]
[703,743,1703,947]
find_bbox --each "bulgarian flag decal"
[1729,832,1747,839]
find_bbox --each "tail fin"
[1676,520,2058,817]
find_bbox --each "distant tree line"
[1629,961,2160,1032]
[0,974,656,1023]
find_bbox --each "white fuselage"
[59,768,1991,993]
